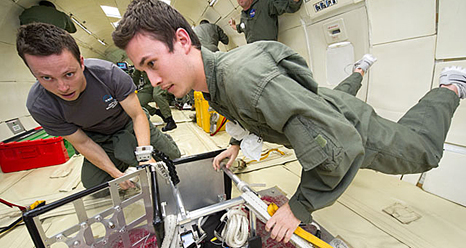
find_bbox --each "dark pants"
[137,86,172,118]
[81,116,181,189]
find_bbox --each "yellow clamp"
[246,148,286,164]
[267,203,333,248]
[29,200,45,210]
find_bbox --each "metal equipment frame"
[23,150,315,248]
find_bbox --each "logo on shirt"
[250,9,256,18]
[103,94,118,110]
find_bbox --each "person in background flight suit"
[17,23,181,194]
[132,69,177,132]
[193,19,229,52]
[229,0,302,43]
[19,1,76,33]
[113,0,466,244]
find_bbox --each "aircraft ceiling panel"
[173,0,210,25]
[54,0,131,58]
[211,0,237,18]
[0,1,22,44]
[12,0,247,60]
[202,7,222,24]
[15,0,37,9]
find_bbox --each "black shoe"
[174,103,184,110]
[154,109,163,118]
[162,117,177,132]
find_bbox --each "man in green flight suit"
[132,69,177,131]
[229,0,303,43]
[113,0,466,244]
[193,19,229,52]
[19,1,76,33]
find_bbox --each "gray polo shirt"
[27,59,136,136]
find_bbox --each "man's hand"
[64,129,137,190]
[111,170,135,190]
[118,179,135,190]
[212,145,240,170]
[229,18,237,30]
[265,202,300,243]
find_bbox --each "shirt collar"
[243,0,259,12]
[201,46,217,102]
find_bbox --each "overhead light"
[71,17,91,35]
[70,14,107,48]
[210,0,218,6]
[98,39,106,46]
[100,5,121,18]
[160,0,171,5]
[111,20,120,29]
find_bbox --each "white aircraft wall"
[366,0,465,205]
[0,0,464,205]
[0,0,38,141]
[0,0,109,141]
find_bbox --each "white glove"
[226,121,263,161]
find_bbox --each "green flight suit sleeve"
[217,26,229,45]
[132,70,141,86]
[268,0,303,16]
[64,14,77,33]
[229,137,241,146]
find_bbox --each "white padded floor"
[1,109,466,248]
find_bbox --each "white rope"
[161,215,178,248]
[219,206,249,248]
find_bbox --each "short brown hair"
[112,0,201,52]
[16,23,81,66]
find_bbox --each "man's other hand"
[212,145,240,170]
[265,202,300,243]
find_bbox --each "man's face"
[237,0,253,9]
[25,49,86,101]
[125,32,195,98]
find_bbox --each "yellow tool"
[29,200,45,210]
[0,200,45,236]
[267,203,333,248]
[245,148,286,164]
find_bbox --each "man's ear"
[79,56,85,70]
[175,28,192,54]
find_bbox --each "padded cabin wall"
[278,7,311,66]
[307,6,370,101]
[0,0,109,141]
[365,0,437,121]
[364,0,436,184]
[433,0,466,147]
[0,0,38,141]
[297,0,466,205]
[365,0,466,205]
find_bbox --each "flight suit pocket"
[284,115,343,172]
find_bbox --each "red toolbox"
[0,127,74,173]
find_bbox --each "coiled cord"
[219,207,249,247]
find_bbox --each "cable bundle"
[218,206,249,247]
